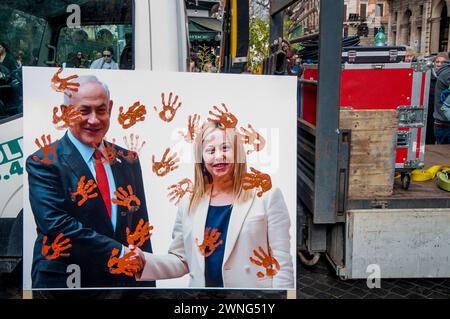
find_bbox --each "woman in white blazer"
[131,122,294,288]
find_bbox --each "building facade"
[343,0,390,45]
[387,0,450,55]
[288,0,389,45]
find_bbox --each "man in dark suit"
[26,75,154,289]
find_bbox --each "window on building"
[419,5,424,16]
[360,3,367,20]
[376,4,384,17]
[344,5,347,21]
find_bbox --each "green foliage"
[197,44,212,72]
[248,17,269,73]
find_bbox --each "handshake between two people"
[115,245,146,278]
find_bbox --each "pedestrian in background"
[427,52,448,144]
[434,55,450,144]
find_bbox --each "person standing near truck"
[434,57,450,144]
[427,52,448,144]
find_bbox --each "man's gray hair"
[64,75,111,105]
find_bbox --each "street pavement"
[2,258,449,299]
[298,257,450,299]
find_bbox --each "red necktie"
[94,150,112,219]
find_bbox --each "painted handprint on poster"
[179,114,201,143]
[70,176,98,206]
[195,228,223,258]
[118,102,147,129]
[126,218,154,248]
[112,185,141,212]
[50,67,80,98]
[249,246,280,279]
[237,124,266,154]
[242,167,273,197]
[42,233,72,261]
[152,148,179,177]
[32,134,57,165]
[118,134,146,162]
[52,105,82,130]
[167,178,193,205]
[107,248,140,277]
[154,92,182,122]
[208,103,238,129]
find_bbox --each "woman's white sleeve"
[267,187,295,288]
[137,205,189,281]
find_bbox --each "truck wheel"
[298,251,320,266]
[401,173,411,190]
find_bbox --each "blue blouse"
[204,204,233,287]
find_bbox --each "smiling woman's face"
[202,128,235,180]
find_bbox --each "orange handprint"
[117,133,146,162]
[92,139,117,165]
[179,114,201,143]
[42,233,72,260]
[50,67,80,98]
[32,134,58,165]
[237,124,266,154]
[242,167,272,197]
[153,92,182,122]
[207,103,238,129]
[167,178,194,205]
[118,101,147,129]
[112,185,141,212]
[195,228,223,257]
[126,218,154,248]
[52,105,82,130]
[107,248,140,277]
[152,148,180,177]
[70,176,98,206]
[249,246,280,279]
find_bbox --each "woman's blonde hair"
[189,122,252,213]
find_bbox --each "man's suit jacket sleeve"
[130,157,152,254]
[26,155,122,266]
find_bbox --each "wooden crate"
[340,109,398,198]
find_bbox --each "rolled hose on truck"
[437,171,450,192]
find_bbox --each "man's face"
[65,82,112,146]
[102,50,112,63]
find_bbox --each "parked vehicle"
[0,0,189,273]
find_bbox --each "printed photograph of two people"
[22,67,297,290]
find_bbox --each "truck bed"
[348,145,450,209]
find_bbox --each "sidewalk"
[298,257,450,299]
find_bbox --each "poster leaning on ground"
[22,67,297,290]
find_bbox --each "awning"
[188,17,222,42]
[189,17,222,32]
